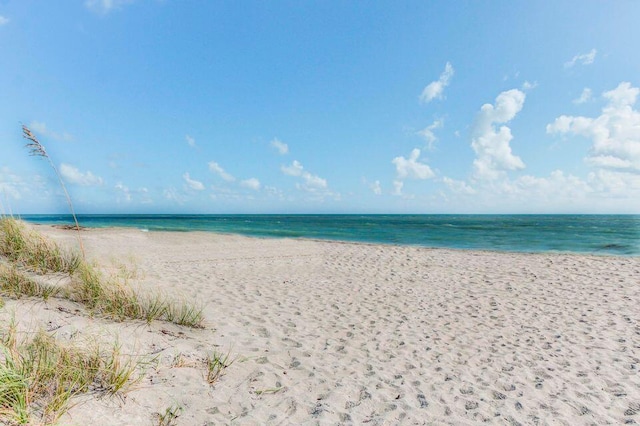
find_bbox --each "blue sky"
[1,1,639,214]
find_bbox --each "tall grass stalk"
[22,125,85,258]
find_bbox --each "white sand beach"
[2,225,639,425]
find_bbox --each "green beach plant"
[0,217,204,327]
[204,350,233,384]
[0,321,147,425]
[155,403,183,426]
[0,217,81,274]
[0,264,59,300]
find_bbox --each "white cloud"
[85,0,134,14]
[270,138,289,155]
[392,180,403,196]
[588,169,640,197]
[29,121,73,142]
[442,177,476,195]
[471,89,526,180]
[522,81,537,91]
[573,88,592,104]
[208,161,235,182]
[417,119,443,149]
[281,160,304,177]
[392,148,435,180]
[370,180,382,195]
[547,82,640,173]
[0,167,25,200]
[182,172,205,191]
[0,16,9,26]
[114,182,132,202]
[163,187,185,204]
[185,135,196,148]
[60,163,103,186]
[281,160,328,190]
[564,48,597,68]
[420,62,454,103]
[265,185,285,200]
[240,178,261,191]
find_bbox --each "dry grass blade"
[21,124,85,258]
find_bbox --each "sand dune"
[2,226,639,425]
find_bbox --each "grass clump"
[0,321,145,425]
[0,264,59,301]
[205,350,233,384]
[0,217,204,328]
[68,262,204,328]
[154,403,182,426]
[0,218,80,275]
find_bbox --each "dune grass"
[0,264,59,301]
[0,217,204,328]
[68,261,204,327]
[0,218,80,275]
[205,350,233,384]
[0,319,146,425]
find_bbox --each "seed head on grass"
[22,124,85,258]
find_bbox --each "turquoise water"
[20,214,640,256]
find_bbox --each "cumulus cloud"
[163,187,185,204]
[60,164,103,186]
[182,172,205,191]
[564,48,597,68]
[85,0,134,14]
[0,167,25,200]
[270,138,289,155]
[392,149,435,180]
[114,182,134,202]
[470,89,526,180]
[0,16,9,26]
[547,82,640,173]
[208,161,235,182]
[417,119,443,149]
[264,185,285,200]
[392,180,404,196]
[29,121,73,142]
[185,135,196,148]
[370,180,382,195]
[281,160,327,190]
[573,88,593,104]
[442,177,476,195]
[240,178,261,191]
[420,62,454,103]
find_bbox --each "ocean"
[20,214,640,256]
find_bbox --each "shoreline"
[3,225,639,424]
[39,223,639,258]
[19,213,640,257]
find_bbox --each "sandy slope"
[2,226,639,425]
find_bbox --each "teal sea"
[20,214,640,256]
